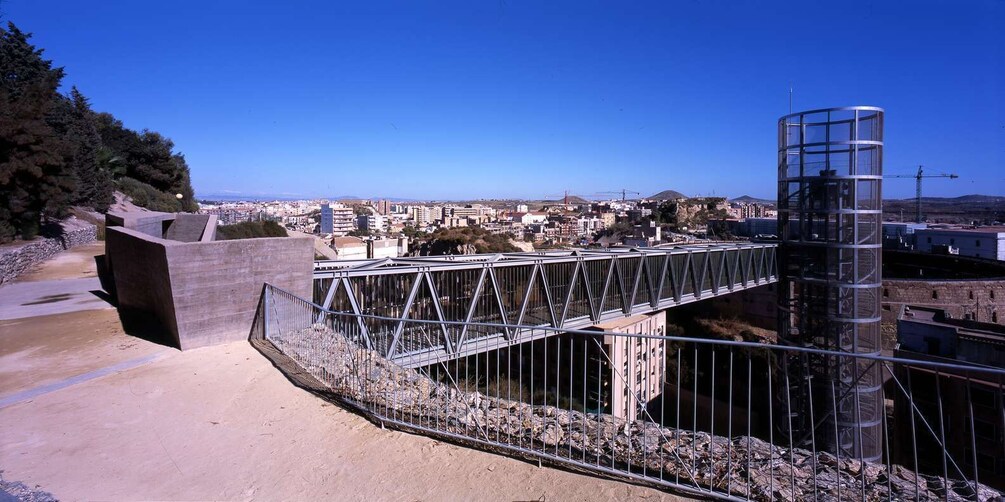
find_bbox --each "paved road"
[0,278,113,320]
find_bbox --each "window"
[883,288,889,297]
[972,419,995,440]
[950,238,955,245]
[976,240,981,247]
[971,387,997,408]
[932,290,939,299]
[927,237,932,244]
[969,291,974,300]
[994,311,999,323]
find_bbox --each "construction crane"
[600,189,641,201]
[884,165,958,223]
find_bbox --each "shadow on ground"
[115,308,178,349]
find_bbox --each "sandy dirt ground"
[0,333,689,501]
[0,309,170,397]
[0,239,692,500]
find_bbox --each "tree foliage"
[418,226,520,255]
[0,22,196,242]
[0,23,74,240]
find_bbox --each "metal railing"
[311,244,778,367]
[252,284,1005,501]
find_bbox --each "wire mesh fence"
[253,284,1005,501]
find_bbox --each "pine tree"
[65,87,114,211]
[0,23,76,241]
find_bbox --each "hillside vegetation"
[0,23,196,243]
[216,221,288,240]
[413,226,520,255]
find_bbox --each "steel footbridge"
[311,243,778,367]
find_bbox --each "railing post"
[263,283,270,341]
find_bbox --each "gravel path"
[0,472,56,502]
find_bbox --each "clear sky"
[3,0,1002,200]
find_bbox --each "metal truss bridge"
[312,243,778,367]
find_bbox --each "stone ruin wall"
[881,279,1005,348]
[0,224,97,285]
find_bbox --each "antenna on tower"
[788,85,793,114]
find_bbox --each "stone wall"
[268,325,1001,502]
[0,224,97,285]
[882,279,1005,325]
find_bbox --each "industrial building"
[882,222,928,249]
[915,226,1005,261]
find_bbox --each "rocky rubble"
[271,325,1002,502]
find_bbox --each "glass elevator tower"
[777,106,884,462]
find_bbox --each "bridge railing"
[311,244,779,366]
[253,284,1005,501]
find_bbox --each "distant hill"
[731,195,775,204]
[544,195,591,205]
[883,194,1004,224]
[916,194,1005,203]
[648,190,689,201]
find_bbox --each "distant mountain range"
[908,194,1005,203]
[198,191,1002,206]
[198,193,419,202]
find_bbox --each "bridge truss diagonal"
[312,244,778,367]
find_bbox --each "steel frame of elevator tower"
[777,106,885,462]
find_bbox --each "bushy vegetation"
[216,220,288,240]
[0,23,196,243]
[116,177,188,213]
[423,226,520,254]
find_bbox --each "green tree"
[216,220,288,240]
[0,23,76,241]
[94,113,197,212]
[62,88,114,211]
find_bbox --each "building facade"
[915,227,1005,261]
[893,307,1005,490]
[320,203,354,236]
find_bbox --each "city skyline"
[5,0,1002,200]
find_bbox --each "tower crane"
[884,165,958,223]
[600,189,641,201]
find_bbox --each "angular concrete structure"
[104,212,312,350]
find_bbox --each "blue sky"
[4,0,1002,200]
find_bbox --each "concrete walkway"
[0,278,112,320]
[0,242,113,320]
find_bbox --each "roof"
[916,226,1005,235]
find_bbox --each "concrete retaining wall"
[106,226,312,349]
[0,224,97,285]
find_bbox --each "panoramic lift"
[884,165,958,223]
